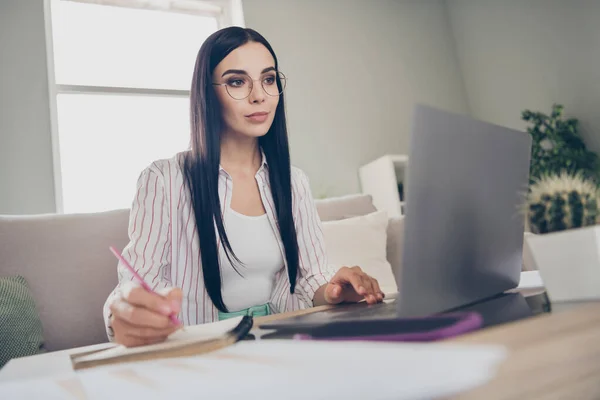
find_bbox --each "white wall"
[0,0,56,214]
[243,0,469,197]
[0,0,470,213]
[447,0,600,153]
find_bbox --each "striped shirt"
[103,151,334,340]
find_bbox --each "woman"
[104,26,384,347]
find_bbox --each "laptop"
[261,104,532,331]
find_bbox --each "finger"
[166,288,183,314]
[110,298,174,329]
[359,274,380,304]
[165,287,183,300]
[359,274,375,294]
[370,278,384,302]
[112,319,173,345]
[349,269,380,304]
[348,269,374,301]
[112,318,171,347]
[123,285,174,316]
[157,287,183,315]
[343,270,368,298]
[116,330,168,347]
[113,315,179,340]
[325,283,344,304]
[331,267,372,303]
[363,280,377,304]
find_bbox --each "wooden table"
[254,300,600,399]
[450,301,600,399]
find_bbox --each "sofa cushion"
[0,209,130,351]
[0,275,45,367]
[315,194,377,222]
[0,194,387,351]
[322,211,397,295]
[386,216,404,288]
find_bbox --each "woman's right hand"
[110,283,183,347]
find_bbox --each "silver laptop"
[260,105,532,329]
[396,104,532,317]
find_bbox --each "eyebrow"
[221,67,276,77]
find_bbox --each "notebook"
[70,316,252,370]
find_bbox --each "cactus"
[525,172,600,234]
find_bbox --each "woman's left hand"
[324,266,384,305]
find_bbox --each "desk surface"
[253,299,600,400]
[450,300,600,399]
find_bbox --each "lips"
[245,111,269,123]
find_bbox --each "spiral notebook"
[70,316,253,370]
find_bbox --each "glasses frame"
[211,71,287,100]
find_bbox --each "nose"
[248,80,266,104]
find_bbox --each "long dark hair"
[182,27,299,313]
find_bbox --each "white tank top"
[219,206,285,312]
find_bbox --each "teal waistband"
[218,303,270,321]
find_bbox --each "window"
[46,0,243,213]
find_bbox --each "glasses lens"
[262,72,286,96]
[225,74,252,100]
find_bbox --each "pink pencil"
[109,246,182,326]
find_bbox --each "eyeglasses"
[212,71,287,100]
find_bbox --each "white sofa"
[0,194,404,352]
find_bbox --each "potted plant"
[522,103,600,186]
[521,104,600,302]
[524,172,600,302]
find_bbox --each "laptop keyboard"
[258,300,400,332]
[309,301,398,322]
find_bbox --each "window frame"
[43,0,244,213]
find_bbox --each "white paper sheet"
[75,340,507,400]
[0,375,86,400]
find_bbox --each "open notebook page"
[72,316,244,364]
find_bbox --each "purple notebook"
[292,312,484,342]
